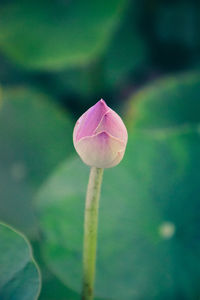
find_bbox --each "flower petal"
[95,110,128,144]
[75,131,125,168]
[107,150,125,168]
[73,99,109,143]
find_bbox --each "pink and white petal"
[74,99,109,142]
[73,112,86,145]
[106,150,125,168]
[95,110,128,144]
[75,131,125,168]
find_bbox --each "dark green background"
[0,0,199,299]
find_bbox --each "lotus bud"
[73,99,128,168]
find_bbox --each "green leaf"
[36,73,200,299]
[0,222,41,299]
[127,72,200,130]
[43,2,148,98]
[0,88,73,235]
[0,0,127,70]
[39,275,79,300]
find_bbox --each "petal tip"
[99,98,108,107]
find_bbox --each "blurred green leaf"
[32,239,80,300]
[39,273,79,300]
[127,72,200,129]
[44,3,148,99]
[36,73,200,299]
[0,88,74,235]
[0,222,41,299]
[0,0,127,70]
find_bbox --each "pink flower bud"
[73,99,128,168]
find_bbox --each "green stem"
[82,167,104,300]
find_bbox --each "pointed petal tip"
[99,98,107,105]
[93,98,109,112]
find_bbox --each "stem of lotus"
[81,167,104,300]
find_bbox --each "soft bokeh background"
[0,0,199,299]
